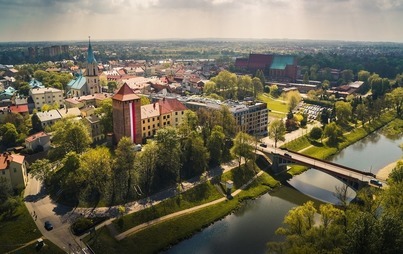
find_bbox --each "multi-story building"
[36,109,62,128]
[112,83,142,144]
[0,152,28,189]
[183,98,268,136]
[141,98,187,139]
[84,115,104,142]
[30,87,64,111]
[25,132,51,151]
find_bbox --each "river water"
[165,130,403,254]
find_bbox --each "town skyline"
[1,0,402,43]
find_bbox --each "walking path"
[114,171,263,241]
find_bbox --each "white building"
[30,87,64,111]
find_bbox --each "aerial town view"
[0,1,402,254]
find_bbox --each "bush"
[71,217,108,236]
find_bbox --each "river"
[165,130,403,254]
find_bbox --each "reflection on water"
[165,130,403,254]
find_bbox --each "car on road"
[259,143,268,148]
[370,179,383,187]
[44,221,53,231]
[284,153,292,157]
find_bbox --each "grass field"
[257,93,288,118]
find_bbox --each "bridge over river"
[258,146,383,191]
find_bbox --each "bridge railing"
[275,149,376,178]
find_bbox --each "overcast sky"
[0,0,402,42]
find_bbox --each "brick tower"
[112,83,142,144]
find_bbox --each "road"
[24,176,87,253]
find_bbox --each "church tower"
[112,83,142,144]
[86,37,100,95]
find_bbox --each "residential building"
[36,109,61,128]
[140,98,187,139]
[0,104,29,123]
[0,152,28,189]
[25,132,51,151]
[112,83,142,144]
[84,115,104,142]
[30,87,64,111]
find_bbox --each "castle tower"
[112,83,142,144]
[86,37,100,95]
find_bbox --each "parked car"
[259,143,268,148]
[370,179,383,187]
[284,153,292,157]
[44,221,53,231]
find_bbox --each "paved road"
[24,176,86,253]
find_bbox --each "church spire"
[87,36,96,64]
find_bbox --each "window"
[175,112,178,115]
[14,169,16,173]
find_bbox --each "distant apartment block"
[0,152,28,189]
[235,53,297,82]
[30,87,64,110]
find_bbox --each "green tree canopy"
[269,119,286,148]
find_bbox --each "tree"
[203,81,217,95]
[113,137,136,202]
[31,113,43,133]
[107,81,117,93]
[140,96,151,106]
[252,77,263,97]
[29,159,53,185]
[269,84,280,98]
[0,123,18,148]
[178,110,199,137]
[303,72,309,84]
[207,125,225,165]
[95,98,113,134]
[323,122,343,145]
[0,177,12,203]
[52,117,92,155]
[335,101,352,125]
[137,141,158,195]
[181,131,209,178]
[355,103,368,125]
[390,87,403,118]
[309,126,323,141]
[230,132,254,168]
[155,127,182,186]
[254,69,266,85]
[286,91,301,112]
[269,119,286,148]
[237,75,252,100]
[210,70,237,99]
[79,147,112,204]
[341,69,354,83]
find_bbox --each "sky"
[0,0,402,43]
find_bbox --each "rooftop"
[112,83,140,101]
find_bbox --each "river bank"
[376,161,397,181]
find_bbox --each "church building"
[66,38,101,97]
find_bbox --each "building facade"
[30,87,64,111]
[0,153,28,189]
[112,83,142,144]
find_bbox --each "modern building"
[183,98,268,136]
[0,152,28,189]
[140,98,187,139]
[66,38,101,97]
[235,53,297,82]
[112,83,142,144]
[30,87,64,111]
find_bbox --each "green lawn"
[257,93,288,117]
[0,200,42,253]
[9,239,65,254]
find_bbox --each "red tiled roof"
[10,105,28,113]
[0,153,24,170]
[159,98,187,115]
[112,83,140,101]
[25,131,49,143]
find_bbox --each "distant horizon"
[1,37,403,45]
[1,1,402,44]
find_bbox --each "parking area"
[294,102,330,121]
